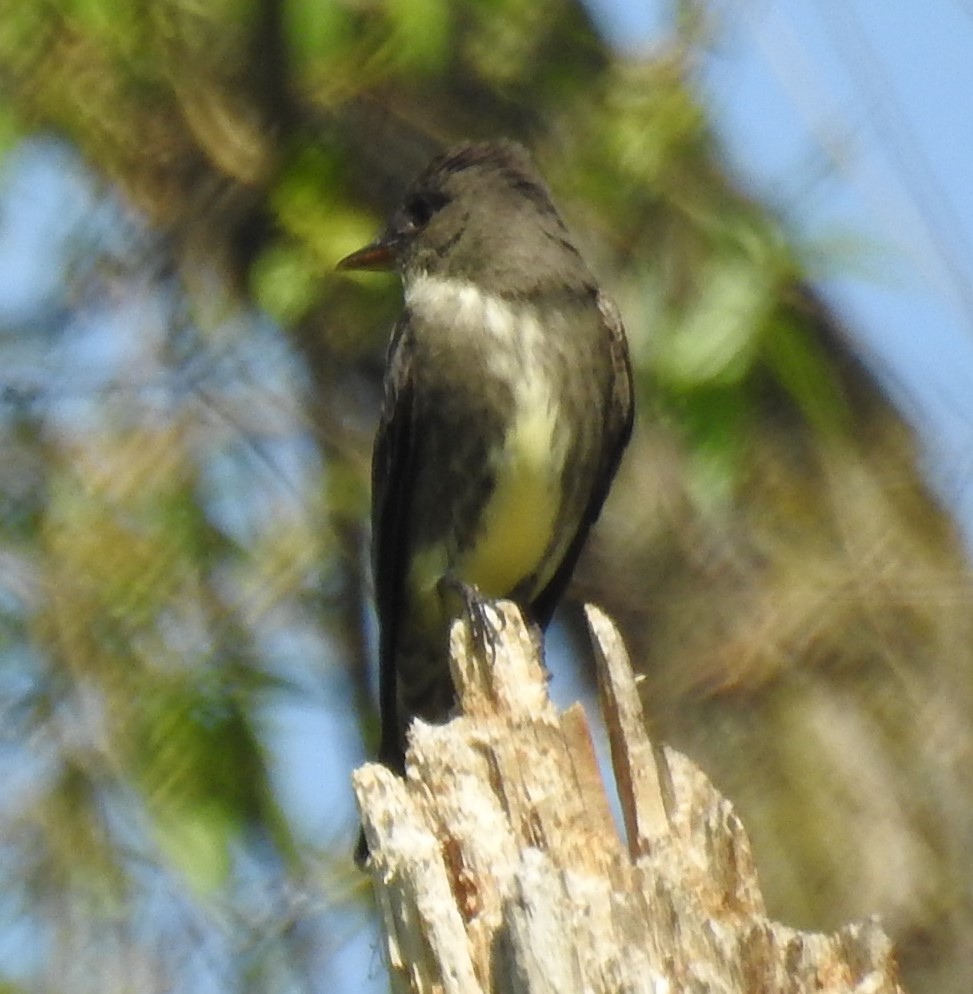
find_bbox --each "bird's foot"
[439,576,503,665]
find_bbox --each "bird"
[337,140,634,863]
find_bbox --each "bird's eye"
[404,191,446,229]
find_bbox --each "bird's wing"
[530,292,635,627]
[371,315,419,771]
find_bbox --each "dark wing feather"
[530,292,634,627]
[371,316,418,771]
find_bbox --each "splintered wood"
[352,601,906,994]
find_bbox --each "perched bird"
[338,141,633,862]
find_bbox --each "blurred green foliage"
[0,1,971,992]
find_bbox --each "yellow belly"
[461,395,561,596]
[401,276,571,617]
[406,380,563,616]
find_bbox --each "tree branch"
[353,601,906,994]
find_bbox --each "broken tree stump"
[352,601,905,994]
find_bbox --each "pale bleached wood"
[352,600,906,994]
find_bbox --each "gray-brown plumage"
[338,141,633,862]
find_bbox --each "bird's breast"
[463,363,564,597]
[405,274,573,598]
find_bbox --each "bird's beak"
[336,237,394,272]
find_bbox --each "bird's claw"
[440,576,501,665]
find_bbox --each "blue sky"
[596,0,973,543]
